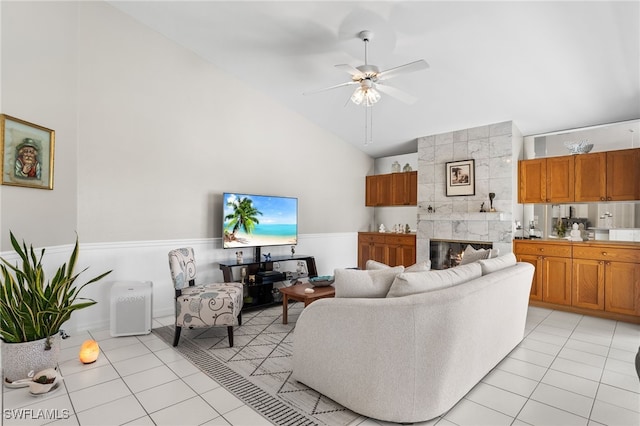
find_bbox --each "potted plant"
[0,232,112,384]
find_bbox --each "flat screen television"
[222,192,298,251]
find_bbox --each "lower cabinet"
[358,232,416,269]
[514,241,571,305]
[515,240,640,322]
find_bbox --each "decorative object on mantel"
[480,202,486,212]
[427,205,434,213]
[489,192,496,212]
[391,161,401,173]
[235,251,243,264]
[564,140,593,154]
[445,159,475,196]
[403,163,412,172]
[0,114,55,190]
[379,223,386,233]
[405,224,411,233]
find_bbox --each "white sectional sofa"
[292,254,534,423]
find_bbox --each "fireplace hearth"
[430,239,493,270]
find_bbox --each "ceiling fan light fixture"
[351,86,380,106]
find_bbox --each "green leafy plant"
[0,232,112,348]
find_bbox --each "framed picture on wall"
[445,159,475,196]
[1,114,55,190]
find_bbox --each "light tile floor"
[2,306,639,425]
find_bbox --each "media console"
[219,255,318,310]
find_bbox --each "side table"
[278,283,335,324]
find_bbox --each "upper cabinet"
[366,171,417,206]
[575,149,640,201]
[519,147,640,203]
[518,156,574,203]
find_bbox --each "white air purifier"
[110,281,153,337]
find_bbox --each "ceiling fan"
[304,30,430,107]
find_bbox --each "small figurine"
[405,224,411,233]
[427,205,434,213]
[480,202,486,212]
[379,223,386,233]
[489,193,496,212]
[569,223,583,241]
[235,251,243,264]
[263,253,271,262]
[291,245,296,256]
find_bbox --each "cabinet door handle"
[602,252,608,256]
[600,197,605,201]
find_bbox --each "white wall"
[0,1,372,333]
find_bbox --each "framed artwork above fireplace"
[446,159,475,196]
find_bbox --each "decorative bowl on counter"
[564,141,594,154]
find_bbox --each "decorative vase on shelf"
[391,161,401,173]
[403,163,412,172]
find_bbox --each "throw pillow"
[478,252,517,275]
[365,260,390,270]
[334,266,405,298]
[459,245,491,265]
[386,263,482,298]
[405,260,432,272]
[366,259,431,271]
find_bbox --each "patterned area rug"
[153,303,360,426]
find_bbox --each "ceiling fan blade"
[335,64,364,78]
[375,83,418,104]
[303,81,358,96]
[377,59,429,81]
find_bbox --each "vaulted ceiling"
[109,1,640,158]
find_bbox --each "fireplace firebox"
[430,239,493,270]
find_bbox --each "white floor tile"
[530,383,594,418]
[604,356,636,376]
[63,365,120,392]
[517,399,588,426]
[508,347,556,368]
[122,364,180,393]
[74,395,147,426]
[549,357,603,382]
[541,369,599,398]
[69,379,131,412]
[464,382,527,417]
[595,383,640,413]
[557,347,606,369]
[518,336,562,356]
[600,368,640,393]
[526,329,569,347]
[111,352,163,377]
[135,378,196,413]
[496,357,548,382]
[101,341,151,363]
[481,369,538,397]
[153,347,188,364]
[150,395,220,425]
[165,357,200,377]
[182,371,222,394]
[200,386,245,415]
[443,398,513,425]
[589,399,640,426]
[563,338,610,357]
[223,404,275,425]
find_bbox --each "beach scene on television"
[223,193,298,248]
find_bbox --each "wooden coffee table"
[279,283,335,324]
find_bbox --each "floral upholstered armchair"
[168,247,243,347]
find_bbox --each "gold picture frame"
[1,114,55,190]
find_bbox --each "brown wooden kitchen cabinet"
[365,174,392,206]
[516,240,640,323]
[357,232,416,269]
[573,244,640,316]
[514,240,572,305]
[575,148,640,202]
[518,156,574,203]
[366,171,417,206]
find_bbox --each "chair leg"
[238,311,242,326]
[227,326,234,347]
[173,326,182,347]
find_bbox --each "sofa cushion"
[366,259,431,271]
[334,266,405,298]
[478,252,517,275]
[386,262,482,298]
[459,246,487,265]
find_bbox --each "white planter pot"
[1,335,60,384]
